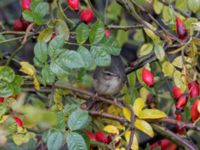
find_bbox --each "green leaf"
[38,28,53,42]
[0,66,15,83]
[76,23,90,44]
[0,104,7,117]
[12,75,24,95]
[22,11,34,22]
[188,0,200,13]
[162,61,175,77]
[138,43,153,57]
[153,0,163,14]
[59,51,85,69]
[32,12,45,25]
[41,64,56,84]
[66,132,87,150]
[154,44,165,61]
[91,46,111,67]
[49,35,65,59]
[47,131,64,150]
[89,21,104,44]
[34,42,48,63]
[0,83,13,97]
[55,20,70,40]
[68,110,89,131]
[107,2,122,20]
[50,61,69,78]
[34,2,49,17]
[116,19,128,47]
[56,111,65,131]
[78,46,96,70]
[0,34,6,42]
[102,37,121,55]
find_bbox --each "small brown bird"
[93,55,126,96]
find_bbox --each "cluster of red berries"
[67,0,111,37]
[172,82,200,134]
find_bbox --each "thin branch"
[107,24,143,31]
[21,23,34,45]
[159,118,200,132]
[152,124,198,150]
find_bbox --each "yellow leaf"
[123,108,131,121]
[107,105,121,115]
[173,70,187,92]
[133,98,145,117]
[20,62,40,90]
[125,131,138,150]
[33,75,40,90]
[139,109,167,119]
[20,61,36,76]
[135,119,154,137]
[139,87,149,101]
[104,125,119,135]
[162,61,175,77]
[0,115,8,124]
[116,148,125,150]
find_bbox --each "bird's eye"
[103,71,118,77]
[103,71,113,76]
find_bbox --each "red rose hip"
[67,0,79,11]
[104,29,111,37]
[188,81,199,98]
[175,113,184,134]
[142,67,154,86]
[95,131,111,144]
[176,95,187,111]
[172,86,183,99]
[190,99,200,122]
[13,117,23,127]
[0,97,4,103]
[80,8,94,24]
[175,17,187,40]
[21,0,31,11]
